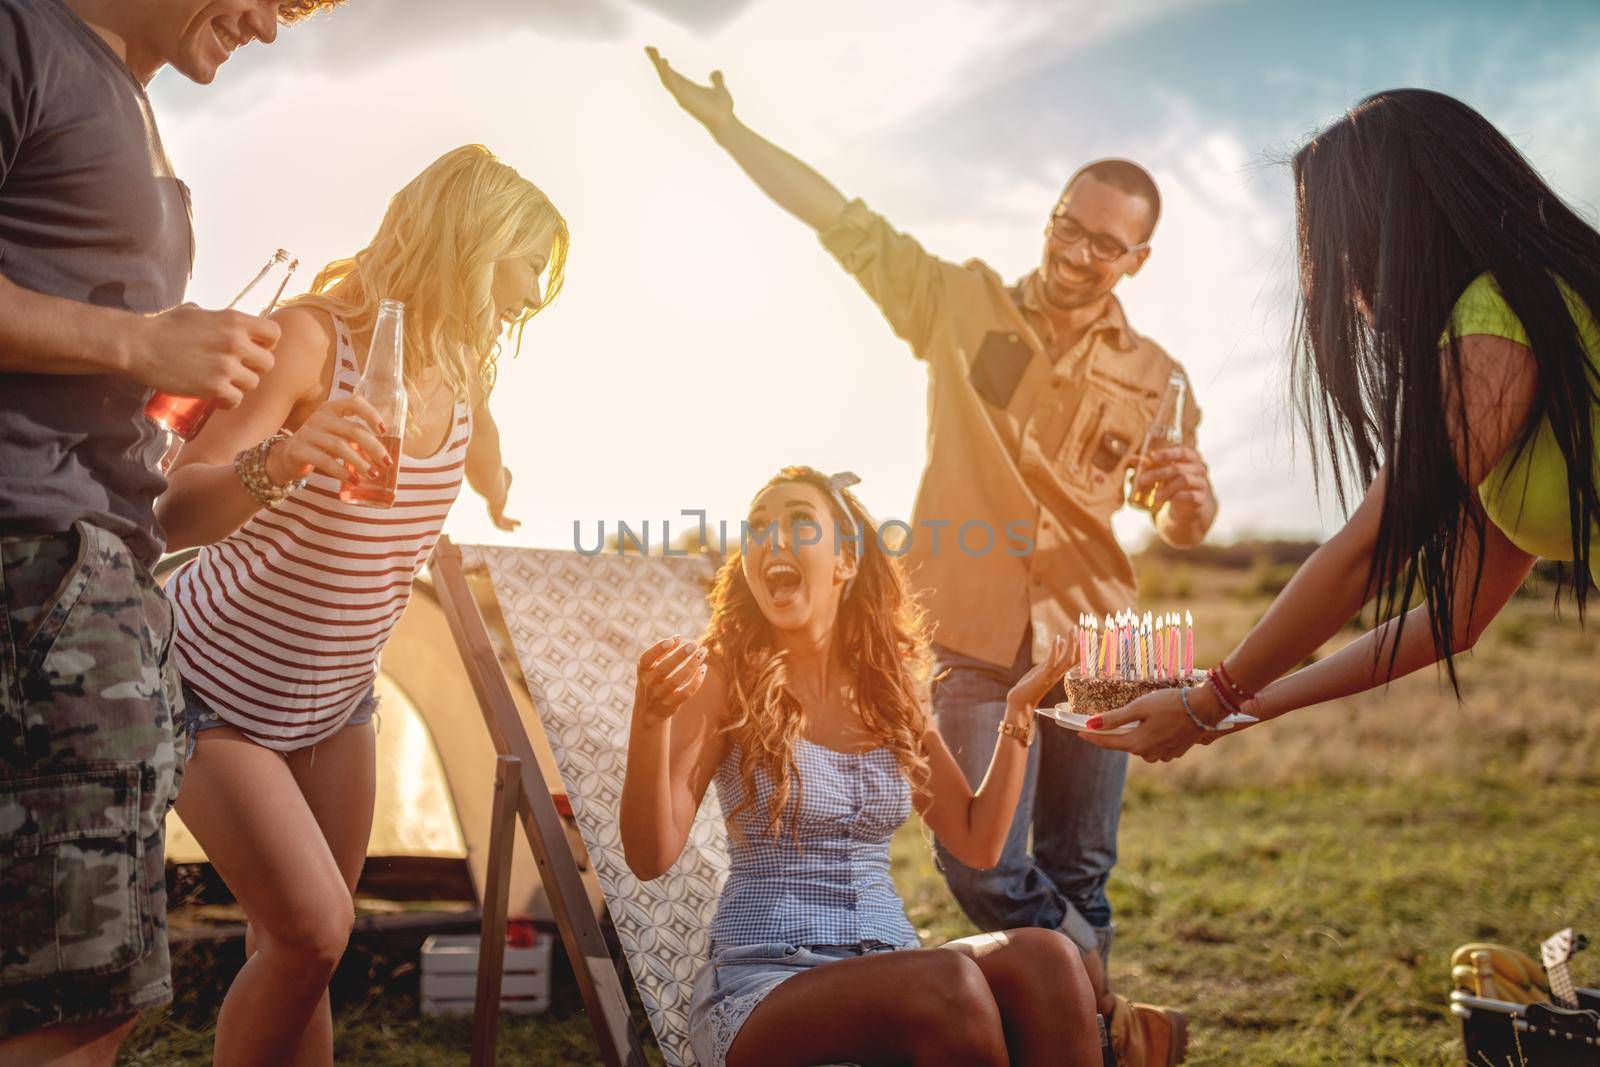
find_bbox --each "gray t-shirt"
[0,0,193,567]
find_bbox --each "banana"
[1448,943,1549,1004]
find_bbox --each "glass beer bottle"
[341,300,407,509]
[1126,370,1187,512]
[145,249,298,442]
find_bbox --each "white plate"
[1037,704,1259,736]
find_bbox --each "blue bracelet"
[1180,686,1228,732]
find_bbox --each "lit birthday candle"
[1126,614,1139,681]
[1158,607,1171,675]
[1101,614,1114,676]
[1168,612,1180,679]
[1141,612,1152,679]
[1184,610,1195,675]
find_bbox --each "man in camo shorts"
[0,1,341,1062]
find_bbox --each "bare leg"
[279,722,377,1067]
[945,928,1102,1067]
[0,1014,137,1067]
[726,947,1009,1067]
[174,727,355,1067]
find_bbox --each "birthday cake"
[1064,609,1199,717]
[1063,671,1203,717]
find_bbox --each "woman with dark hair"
[1083,88,1599,759]
[621,467,1101,1067]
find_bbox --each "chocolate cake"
[1062,670,1204,717]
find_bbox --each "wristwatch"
[998,717,1035,747]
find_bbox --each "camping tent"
[160,563,597,922]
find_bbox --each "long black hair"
[1291,88,1600,687]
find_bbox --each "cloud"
[150,0,756,114]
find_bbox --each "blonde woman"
[621,467,1101,1067]
[154,145,567,1067]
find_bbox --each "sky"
[149,0,1600,553]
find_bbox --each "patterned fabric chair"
[464,544,727,1067]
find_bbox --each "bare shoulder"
[269,305,339,395]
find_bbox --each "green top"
[1444,273,1600,581]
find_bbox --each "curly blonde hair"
[277,0,345,24]
[288,144,568,408]
[704,466,933,841]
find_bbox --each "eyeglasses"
[1045,213,1148,262]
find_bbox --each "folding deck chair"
[433,538,1116,1067]
[432,537,728,1067]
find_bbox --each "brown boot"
[1108,994,1188,1066]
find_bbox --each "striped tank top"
[169,313,471,751]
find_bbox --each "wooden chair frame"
[431,537,648,1067]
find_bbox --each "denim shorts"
[180,682,378,760]
[687,940,916,1067]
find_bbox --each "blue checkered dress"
[708,738,921,949]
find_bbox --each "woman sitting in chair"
[621,467,1100,1067]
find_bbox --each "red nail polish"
[1085,716,1104,730]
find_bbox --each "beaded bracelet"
[1180,686,1229,733]
[1204,669,1242,717]
[234,430,306,508]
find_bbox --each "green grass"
[125,565,1600,1064]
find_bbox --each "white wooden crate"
[419,932,553,1015]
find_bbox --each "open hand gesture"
[1005,634,1073,714]
[646,46,735,134]
[635,636,709,724]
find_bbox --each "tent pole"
[432,538,647,1067]
[471,754,521,1067]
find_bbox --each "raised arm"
[646,47,846,232]
[620,636,726,881]
[646,47,977,356]
[917,635,1072,869]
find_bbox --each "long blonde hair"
[289,144,568,405]
[704,467,933,841]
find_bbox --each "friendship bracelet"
[1180,686,1229,733]
[1204,670,1242,717]
[1212,660,1254,703]
[234,430,306,508]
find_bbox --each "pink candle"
[1183,610,1194,674]
[1168,614,1180,680]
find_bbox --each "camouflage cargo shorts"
[0,522,185,1037]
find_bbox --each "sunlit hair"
[702,466,932,841]
[277,0,345,23]
[288,144,569,407]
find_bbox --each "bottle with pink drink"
[145,249,298,443]
[340,300,407,508]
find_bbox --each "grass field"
[125,556,1600,1065]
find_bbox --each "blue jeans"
[931,630,1127,959]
